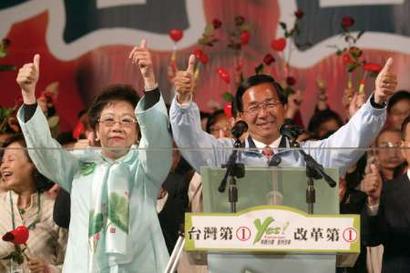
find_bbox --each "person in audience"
[0,109,21,145]
[15,40,172,273]
[157,143,192,254]
[364,115,410,273]
[307,109,344,140]
[0,134,67,273]
[341,97,407,273]
[51,132,78,229]
[371,128,406,181]
[385,90,410,130]
[284,89,304,128]
[170,56,397,177]
[343,128,405,273]
[206,109,231,139]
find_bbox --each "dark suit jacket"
[158,171,189,254]
[338,189,368,273]
[53,188,71,229]
[365,173,410,273]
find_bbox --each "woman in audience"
[15,40,172,273]
[0,134,67,273]
[385,90,410,130]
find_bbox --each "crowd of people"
[0,41,409,273]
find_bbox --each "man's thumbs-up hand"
[16,54,40,104]
[174,54,196,104]
[375,58,397,105]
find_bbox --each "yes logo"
[253,217,289,244]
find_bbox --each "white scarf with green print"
[85,153,132,272]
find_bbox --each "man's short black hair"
[234,74,286,113]
[88,84,140,130]
[387,90,410,113]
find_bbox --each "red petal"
[363,63,382,73]
[169,29,183,42]
[240,31,250,45]
[263,54,275,65]
[223,103,233,119]
[11,226,29,245]
[2,232,14,242]
[271,38,287,51]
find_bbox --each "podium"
[183,167,359,273]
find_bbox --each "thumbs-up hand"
[174,54,196,104]
[129,39,156,90]
[16,54,40,104]
[361,163,383,205]
[348,91,366,118]
[374,58,397,104]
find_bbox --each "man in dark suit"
[364,115,410,273]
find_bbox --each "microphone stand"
[218,138,245,213]
[288,138,336,215]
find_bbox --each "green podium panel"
[200,167,340,273]
[201,166,339,214]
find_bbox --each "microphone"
[269,153,281,166]
[231,120,248,139]
[279,119,304,145]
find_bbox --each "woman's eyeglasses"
[98,116,137,128]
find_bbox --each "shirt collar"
[252,136,282,150]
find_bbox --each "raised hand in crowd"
[361,163,383,206]
[342,88,356,120]
[27,257,49,273]
[129,39,157,89]
[374,57,397,104]
[174,54,196,104]
[348,91,366,119]
[285,90,303,119]
[316,79,328,111]
[16,54,40,104]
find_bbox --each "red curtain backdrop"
[0,1,409,131]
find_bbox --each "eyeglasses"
[243,99,282,115]
[98,116,137,128]
[377,142,401,149]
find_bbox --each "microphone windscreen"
[231,120,248,138]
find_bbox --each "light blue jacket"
[169,96,386,176]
